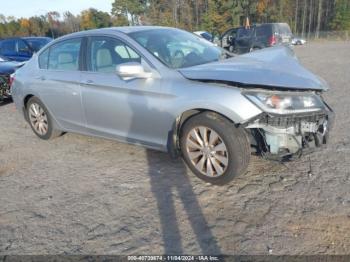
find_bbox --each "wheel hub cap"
[185,126,228,178]
[28,103,48,136]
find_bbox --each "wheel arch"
[22,94,63,131]
[167,108,240,158]
[23,94,35,122]
[24,94,34,107]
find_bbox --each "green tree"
[331,0,350,30]
[63,12,80,33]
[80,8,111,30]
[112,0,146,25]
[29,16,49,36]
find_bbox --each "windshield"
[129,29,225,69]
[25,38,51,52]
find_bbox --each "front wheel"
[180,112,251,185]
[26,97,62,140]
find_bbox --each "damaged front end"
[243,89,334,161]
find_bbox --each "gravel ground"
[0,41,349,256]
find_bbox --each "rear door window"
[46,38,82,71]
[26,38,51,52]
[0,40,17,56]
[17,39,32,56]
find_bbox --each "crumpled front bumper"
[246,104,334,161]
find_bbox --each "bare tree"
[195,0,199,29]
[294,0,299,34]
[308,0,313,38]
[301,0,307,38]
[315,0,323,38]
[173,0,178,26]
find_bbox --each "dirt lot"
[0,41,349,256]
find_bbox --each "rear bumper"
[246,107,334,161]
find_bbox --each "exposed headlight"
[244,91,325,114]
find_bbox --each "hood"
[179,46,329,91]
[0,61,25,75]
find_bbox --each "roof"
[58,26,179,39]
[64,26,174,37]
[23,37,52,40]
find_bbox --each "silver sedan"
[11,26,333,184]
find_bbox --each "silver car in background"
[11,26,333,185]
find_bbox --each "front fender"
[174,94,262,124]
[166,95,262,157]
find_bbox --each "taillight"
[269,35,277,46]
[9,73,15,87]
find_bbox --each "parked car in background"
[220,23,293,54]
[292,37,307,45]
[12,26,333,185]
[0,37,52,62]
[193,31,214,42]
[220,27,239,52]
[0,55,24,100]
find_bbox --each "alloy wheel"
[28,103,48,136]
[185,126,229,177]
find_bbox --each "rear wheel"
[26,97,62,140]
[180,112,251,185]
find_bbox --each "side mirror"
[116,62,152,80]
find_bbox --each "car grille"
[259,113,326,128]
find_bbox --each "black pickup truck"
[221,23,293,54]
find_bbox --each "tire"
[26,96,62,140]
[180,112,251,185]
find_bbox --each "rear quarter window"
[256,25,272,37]
[39,48,49,69]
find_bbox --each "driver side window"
[88,36,141,74]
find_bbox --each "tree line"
[0,0,349,39]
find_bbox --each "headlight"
[244,91,325,114]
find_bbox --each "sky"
[1,0,114,18]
